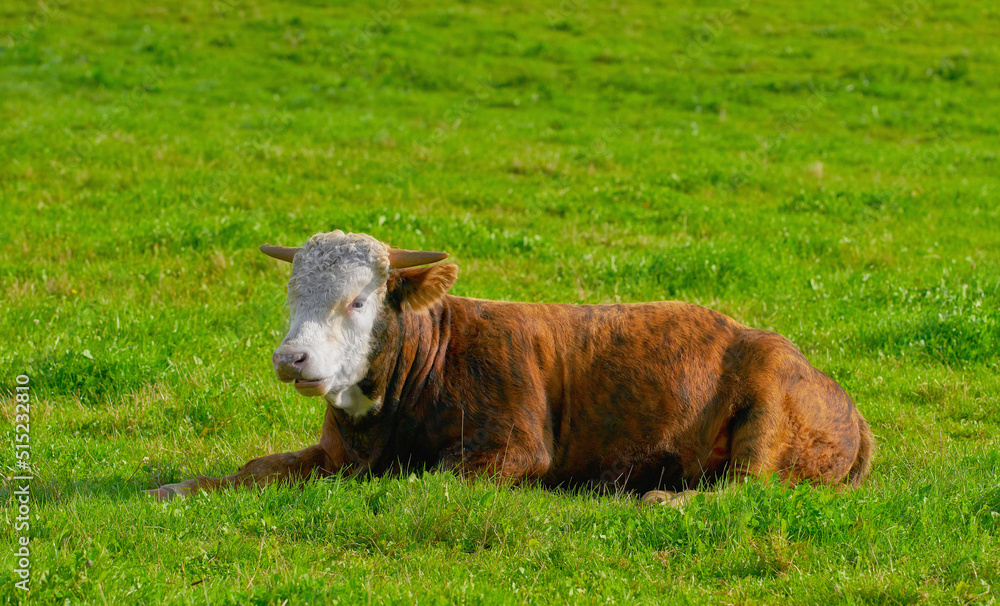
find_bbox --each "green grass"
[2,0,999,603]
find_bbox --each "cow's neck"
[324,297,451,471]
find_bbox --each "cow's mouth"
[294,378,334,397]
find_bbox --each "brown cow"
[148,230,873,505]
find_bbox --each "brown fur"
[151,263,874,500]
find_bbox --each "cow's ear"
[386,264,458,312]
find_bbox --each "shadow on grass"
[1,474,161,505]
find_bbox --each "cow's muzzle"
[273,350,309,382]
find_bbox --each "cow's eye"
[352,300,364,309]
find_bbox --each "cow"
[148,230,873,506]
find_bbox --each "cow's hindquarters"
[724,331,869,485]
[847,415,874,486]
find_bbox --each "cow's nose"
[273,350,308,381]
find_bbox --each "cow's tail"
[847,415,874,487]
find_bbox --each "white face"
[272,231,389,415]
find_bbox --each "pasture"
[2,0,999,603]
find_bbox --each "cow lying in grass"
[149,230,873,505]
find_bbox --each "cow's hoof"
[146,483,191,501]
[640,490,696,509]
[641,490,669,506]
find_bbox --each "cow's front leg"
[439,443,551,484]
[147,444,332,501]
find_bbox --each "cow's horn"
[259,245,301,263]
[388,248,449,268]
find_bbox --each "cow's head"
[260,230,456,415]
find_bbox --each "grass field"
[2,0,999,603]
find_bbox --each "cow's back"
[441,297,748,488]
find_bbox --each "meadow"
[1,0,999,603]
